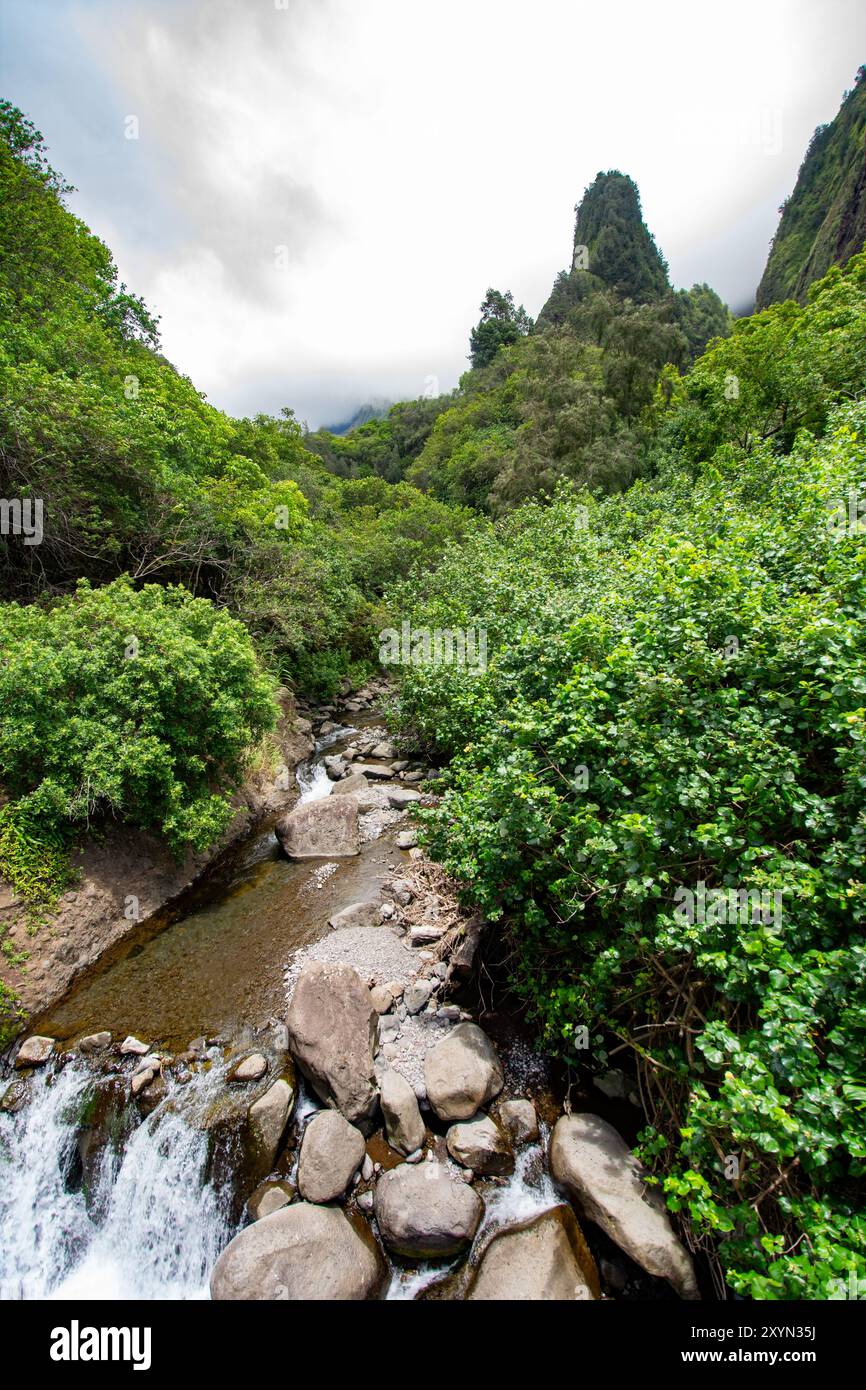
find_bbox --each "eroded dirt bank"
[0,689,314,1028]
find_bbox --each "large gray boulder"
[247,1077,295,1183]
[286,961,379,1131]
[275,797,359,859]
[378,1067,425,1156]
[446,1115,514,1175]
[210,1204,387,1300]
[467,1206,599,1300]
[424,1023,504,1122]
[374,1161,483,1258]
[297,1111,366,1204]
[550,1114,699,1299]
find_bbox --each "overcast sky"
[1,0,864,427]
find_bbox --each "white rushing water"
[296,724,356,804]
[0,1061,232,1300]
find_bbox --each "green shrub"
[0,577,277,875]
[387,398,866,1298]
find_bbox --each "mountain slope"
[756,66,866,307]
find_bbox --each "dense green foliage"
[405,171,730,514]
[756,66,866,308]
[0,103,468,693]
[388,252,866,1298]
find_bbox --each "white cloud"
[5,0,865,423]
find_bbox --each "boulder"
[379,1067,426,1156]
[331,772,370,798]
[371,742,395,759]
[210,1203,387,1300]
[285,961,379,1131]
[297,1111,366,1204]
[550,1114,699,1299]
[374,1162,483,1259]
[403,980,433,1014]
[77,1031,111,1054]
[328,901,381,931]
[276,798,359,859]
[387,788,421,809]
[446,1115,514,1175]
[497,1098,539,1146]
[120,1036,150,1056]
[247,1077,295,1181]
[247,1180,295,1221]
[395,831,418,849]
[370,984,396,1014]
[352,763,393,780]
[14,1036,54,1068]
[409,924,444,946]
[467,1206,599,1300]
[424,1023,504,1122]
[228,1052,268,1084]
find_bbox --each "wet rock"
[328,901,380,931]
[286,961,379,1131]
[247,1077,295,1181]
[403,980,433,1014]
[374,1161,483,1259]
[324,754,346,779]
[247,1180,295,1221]
[276,798,360,859]
[497,1099,539,1146]
[446,1115,514,1175]
[131,1068,156,1097]
[395,831,418,849]
[424,1023,504,1122]
[550,1114,699,1300]
[210,1203,388,1300]
[228,1053,268,1084]
[120,1036,150,1056]
[137,1074,168,1115]
[0,1078,30,1114]
[298,1110,366,1204]
[14,1036,54,1068]
[467,1206,599,1301]
[77,1031,112,1055]
[378,1067,425,1157]
[353,763,393,780]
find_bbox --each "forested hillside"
[756,65,866,307]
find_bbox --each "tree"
[469,288,533,369]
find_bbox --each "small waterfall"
[0,1061,232,1301]
[296,723,356,804]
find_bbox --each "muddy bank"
[0,689,314,1029]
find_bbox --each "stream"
[0,715,568,1302]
